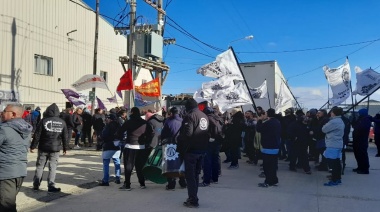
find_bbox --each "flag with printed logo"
[213,82,252,113]
[250,80,267,99]
[352,66,380,96]
[323,60,351,106]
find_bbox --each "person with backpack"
[98,114,122,186]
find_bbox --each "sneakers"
[228,165,239,169]
[198,182,210,187]
[73,145,81,149]
[183,201,199,208]
[258,183,277,188]
[222,160,231,163]
[140,185,146,189]
[119,184,131,191]
[357,170,369,174]
[324,181,339,186]
[165,185,175,191]
[48,187,61,193]
[98,182,109,186]
[115,179,121,184]
[246,160,256,165]
[305,170,312,175]
[33,186,39,191]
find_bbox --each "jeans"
[33,151,60,188]
[290,142,310,172]
[0,177,24,212]
[81,128,92,144]
[102,157,121,183]
[353,141,370,171]
[202,142,221,184]
[327,158,341,181]
[184,153,203,204]
[75,130,81,145]
[123,148,150,187]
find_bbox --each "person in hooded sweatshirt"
[352,108,372,174]
[30,103,68,192]
[0,104,33,211]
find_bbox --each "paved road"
[18,143,380,212]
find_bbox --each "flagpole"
[265,78,271,108]
[319,101,329,110]
[229,47,258,113]
[347,57,355,116]
[344,85,380,114]
[91,0,100,115]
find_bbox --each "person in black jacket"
[59,108,75,149]
[177,98,209,208]
[352,108,372,174]
[30,103,68,192]
[224,110,245,169]
[81,108,93,147]
[98,114,122,186]
[72,107,83,149]
[92,108,106,151]
[256,108,281,187]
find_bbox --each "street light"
[228,35,254,47]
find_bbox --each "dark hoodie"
[0,118,33,180]
[147,114,165,148]
[31,103,68,152]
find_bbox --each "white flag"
[323,60,351,106]
[352,66,380,96]
[275,82,294,113]
[201,76,235,97]
[213,82,252,113]
[72,74,109,91]
[193,89,212,103]
[250,80,268,99]
[197,49,243,80]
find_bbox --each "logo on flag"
[250,80,267,99]
[352,66,380,96]
[324,60,351,106]
[72,75,108,91]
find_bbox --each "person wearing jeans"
[99,114,121,186]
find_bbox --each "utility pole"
[91,0,99,115]
[125,0,136,109]
[156,0,164,111]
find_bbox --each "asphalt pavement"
[17,143,380,212]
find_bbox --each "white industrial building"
[0,0,153,111]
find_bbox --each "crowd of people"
[1,99,379,211]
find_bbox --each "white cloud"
[290,86,328,110]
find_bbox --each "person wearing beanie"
[352,108,372,174]
[256,108,281,187]
[177,98,209,208]
[322,107,345,186]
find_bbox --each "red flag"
[135,78,161,97]
[116,69,133,91]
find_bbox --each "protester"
[98,114,121,186]
[118,107,152,190]
[200,107,224,186]
[256,108,281,188]
[92,108,106,151]
[59,108,75,149]
[322,107,345,186]
[223,110,245,169]
[281,108,296,162]
[372,113,380,157]
[312,109,329,171]
[161,107,186,190]
[117,109,128,126]
[0,104,33,211]
[244,110,257,165]
[72,107,83,149]
[352,108,371,174]
[177,98,209,208]
[81,108,93,147]
[30,103,68,192]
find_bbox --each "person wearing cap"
[98,113,121,186]
[256,108,281,188]
[321,107,345,186]
[177,98,209,208]
[352,108,372,174]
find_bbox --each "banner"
[193,89,212,103]
[196,49,243,80]
[96,96,106,110]
[116,69,133,91]
[134,92,158,107]
[72,75,108,91]
[61,89,86,106]
[352,66,380,96]
[61,89,80,98]
[135,78,161,97]
[213,82,252,113]
[67,96,86,106]
[323,60,351,106]
[201,76,234,97]
[250,80,267,99]
[275,82,294,113]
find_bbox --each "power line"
[173,44,214,58]
[238,37,380,54]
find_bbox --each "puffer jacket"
[322,116,344,149]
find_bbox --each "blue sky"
[83,0,380,109]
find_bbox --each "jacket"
[352,114,372,145]
[177,108,209,153]
[118,113,151,149]
[287,119,310,144]
[208,113,224,142]
[161,114,182,140]
[101,120,121,151]
[0,118,33,180]
[31,103,68,152]
[322,116,344,149]
[146,114,164,148]
[72,113,83,132]
[256,118,281,149]
[92,113,105,132]
[59,112,75,130]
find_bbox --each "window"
[100,71,108,82]
[34,54,53,76]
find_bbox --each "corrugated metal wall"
[0,0,152,111]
